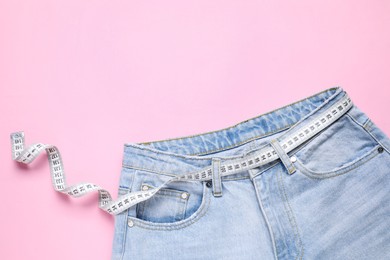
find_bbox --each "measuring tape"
[10,93,353,215]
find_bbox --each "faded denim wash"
[111,86,390,260]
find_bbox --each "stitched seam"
[121,164,253,181]
[140,183,188,197]
[363,118,371,128]
[118,167,252,191]
[250,160,280,179]
[212,161,217,195]
[131,191,210,230]
[347,114,390,154]
[116,188,133,259]
[365,127,390,154]
[119,187,132,259]
[346,113,369,129]
[124,143,211,160]
[128,183,211,230]
[253,180,279,260]
[214,161,222,195]
[178,195,188,220]
[187,124,295,156]
[294,145,381,179]
[276,171,304,260]
[127,123,295,159]
[122,165,190,177]
[137,182,193,220]
[119,215,128,260]
[223,176,250,181]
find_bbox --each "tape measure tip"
[10,131,24,137]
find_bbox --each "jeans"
[111,86,390,260]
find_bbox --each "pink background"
[1,1,389,259]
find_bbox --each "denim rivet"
[206,181,212,188]
[378,147,384,153]
[290,156,297,163]
[128,219,134,227]
[141,185,149,191]
[181,192,188,199]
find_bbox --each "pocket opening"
[135,183,190,223]
[290,114,381,179]
[127,181,211,230]
[293,144,382,179]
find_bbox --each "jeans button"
[206,181,212,188]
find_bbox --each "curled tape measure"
[10,93,353,215]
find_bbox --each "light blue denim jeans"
[111,86,390,260]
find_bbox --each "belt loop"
[211,158,223,197]
[270,139,296,175]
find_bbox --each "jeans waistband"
[122,86,349,176]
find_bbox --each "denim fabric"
[111,86,390,260]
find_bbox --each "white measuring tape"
[10,94,353,215]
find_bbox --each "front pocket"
[291,113,382,179]
[293,144,383,179]
[136,183,190,223]
[124,168,212,230]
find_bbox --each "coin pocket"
[136,183,190,223]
